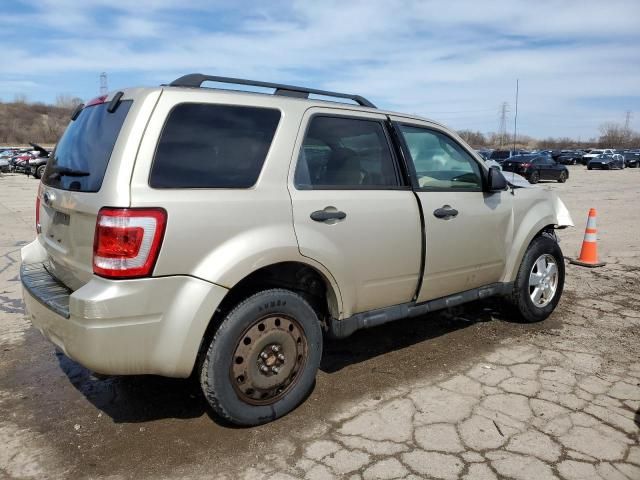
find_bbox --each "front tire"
[529,171,540,184]
[507,236,565,323]
[200,289,322,426]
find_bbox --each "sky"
[1,0,639,139]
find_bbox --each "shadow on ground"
[55,298,515,425]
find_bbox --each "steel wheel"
[231,314,307,405]
[528,254,559,308]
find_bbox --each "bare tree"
[55,94,83,109]
[457,130,487,147]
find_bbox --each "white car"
[582,149,613,164]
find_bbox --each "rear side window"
[150,104,281,188]
[43,101,132,192]
[294,116,399,189]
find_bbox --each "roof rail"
[168,73,376,108]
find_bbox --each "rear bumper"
[21,240,228,378]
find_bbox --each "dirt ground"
[1,166,639,480]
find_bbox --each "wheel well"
[193,262,338,374]
[536,224,559,242]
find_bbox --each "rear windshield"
[149,103,281,188]
[43,101,132,192]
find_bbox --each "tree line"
[1,96,637,150]
[458,123,640,150]
[0,95,81,145]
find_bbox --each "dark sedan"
[587,154,625,170]
[501,155,569,184]
[623,152,639,168]
[557,151,584,165]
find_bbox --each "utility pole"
[100,72,108,95]
[513,79,519,151]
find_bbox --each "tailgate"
[38,96,135,291]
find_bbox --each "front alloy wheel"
[507,235,565,322]
[528,254,559,308]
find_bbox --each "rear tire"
[200,289,322,426]
[506,236,565,323]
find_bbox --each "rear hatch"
[39,97,134,290]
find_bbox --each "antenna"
[100,72,108,95]
[513,79,519,151]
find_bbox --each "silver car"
[21,74,573,425]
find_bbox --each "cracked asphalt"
[1,167,639,479]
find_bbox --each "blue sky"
[2,0,639,139]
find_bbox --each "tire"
[557,171,567,183]
[572,159,577,165]
[529,171,540,184]
[200,289,322,426]
[507,236,565,323]
[35,165,46,179]
[587,166,592,170]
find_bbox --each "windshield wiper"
[49,166,90,179]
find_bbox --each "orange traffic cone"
[570,208,606,267]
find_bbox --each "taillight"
[93,208,167,278]
[36,184,42,233]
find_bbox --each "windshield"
[43,100,132,192]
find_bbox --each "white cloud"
[0,0,639,137]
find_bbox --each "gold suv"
[21,74,573,425]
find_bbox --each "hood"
[29,142,49,157]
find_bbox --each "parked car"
[0,158,10,173]
[623,152,639,168]
[476,149,492,160]
[9,153,35,173]
[27,142,51,179]
[501,155,569,184]
[582,148,614,165]
[557,151,583,165]
[20,73,573,426]
[587,153,626,170]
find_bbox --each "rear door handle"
[310,209,347,222]
[433,205,458,219]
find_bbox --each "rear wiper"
[49,167,90,179]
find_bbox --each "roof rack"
[168,73,376,108]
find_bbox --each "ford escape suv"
[21,74,573,426]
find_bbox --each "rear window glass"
[150,103,281,188]
[43,101,132,192]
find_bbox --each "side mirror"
[487,166,507,191]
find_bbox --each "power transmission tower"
[498,102,509,148]
[100,72,108,95]
[623,111,632,146]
